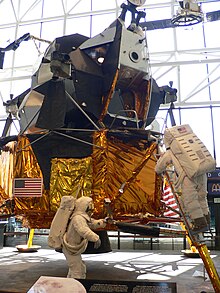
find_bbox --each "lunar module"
[0,0,177,229]
[0,1,219,290]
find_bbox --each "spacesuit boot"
[204,213,211,226]
[191,216,209,234]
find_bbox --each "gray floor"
[0,240,219,293]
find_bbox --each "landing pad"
[16,245,41,252]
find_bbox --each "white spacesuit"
[155,125,216,233]
[62,196,106,279]
[156,148,210,230]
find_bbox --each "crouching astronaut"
[155,133,211,234]
[62,196,106,279]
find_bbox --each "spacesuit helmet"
[75,196,94,216]
[86,200,94,216]
[163,128,174,149]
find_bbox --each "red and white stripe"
[162,183,179,218]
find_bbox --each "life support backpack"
[164,124,216,178]
[48,196,76,250]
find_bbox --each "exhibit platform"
[0,246,219,293]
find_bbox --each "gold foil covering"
[50,157,93,212]
[0,142,15,199]
[92,131,162,218]
[0,186,10,215]
[0,131,163,227]
[0,142,20,215]
[13,136,50,227]
[99,70,119,122]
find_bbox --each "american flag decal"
[13,178,43,197]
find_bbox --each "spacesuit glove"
[94,238,101,249]
[104,217,114,224]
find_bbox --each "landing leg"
[165,172,220,292]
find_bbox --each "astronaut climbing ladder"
[156,123,220,292]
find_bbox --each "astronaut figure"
[155,125,216,234]
[62,196,106,279]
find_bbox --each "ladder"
[165,171,220,292]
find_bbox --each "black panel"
[55,33,89,53]
[35,79,66,130]
[27,131,93,189]
[73,70,104,119]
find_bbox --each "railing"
[3,230,216,251]
[107,231,187,250]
